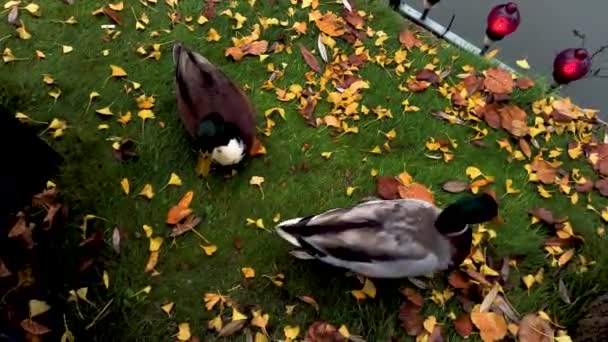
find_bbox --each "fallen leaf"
[218,320,246,337]
[448,270,471,289]
[399,30,421,49]
[558,249,575,267]
[315,11,345,37]
[29,300,51,318]
[177,323,191,341]
[516,78,535,89]
[166,191,194,224]
[168,173,182,186]
[377,176,401,199]
[500,105,528,137]
[242,267,255,278]
[149,237,163,252]
[399,301,424,336]
[304,321,345,342]
[299,296,320,312]
[138,184,154,199]
[516,59,530,69]
[407,79,430,92]
[484,67,514,95]
[518,314,553,342]
[161,302,174,315]
[284,325,300,340]
[20,319,51,335]
[398,182,434,203]
[145,251,159,272]
[201,244,217,256]
[103,6,123,25]
[454,313,473,338]
[442,180,469,193]
[171,215,202,237]
[103,270,109,289]
[400,287,424,306]
[471,311,507,342]
[423,315,437,334]
[299,45,321,74]
[110,64,127,77]
[251,310,270,335]
[416,69,440,85]
[120,178,129,195]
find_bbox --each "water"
[402,0,608,115]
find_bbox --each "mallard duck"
[275,193,498,278]
[173,43,256,175]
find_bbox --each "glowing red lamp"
[481,2,521,55]
[552,48,591,85]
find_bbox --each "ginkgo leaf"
[24,3,41,16]
[466,166,483,180]
[232,307,248,321]
[142,225,153,238]
[168,173,182,186]
[161,302,174,315]
[200,244,217,256]
[207,28,221,41]
[29,299,50,318]
[423,315,437,334]
[16,21,32,40]
[110,64,127,77]
[95,106,113,116]
[149,237,163,252]
[284,325,300,340]
[346,186,356,197]
[246,218,265,230]
[505,179,520,194]
[120,178,129,195]
[137,109,155,121]
[62,45,73,54]
[242,267,255,278]
[558,249,575,267]
[139,184,154,199]
[522,274,535,290]
[176,323,191,341]
[103,270,109,289]
[516,59,530,69]
[251,310,269,335]
[362,278,376,298]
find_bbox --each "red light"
[561,62,579,77]
[553,48,592,85]
[486,2,521,41]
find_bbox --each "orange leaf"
[166,191,195,224]
[400,288,424,306]
[499,105,528,137]
[398,183,434,203]
[299,45,322,74]
[517,314,553,342]
[454,314,473,338]
[249,136,267,157]
[484,67,514,95]
[376,176,401,200]
[314,11,345,37]
[20,319,51,335]
[471,311,507,342]
[407,80,430,92]
[399,30,421,50]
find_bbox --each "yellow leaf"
[370,145,382,154]
[338,325,350,338]
[384,128,397,140]
[255,332,268,342]
[110,64,127,77]
[48,88,62,100]
[204,292,225,311]
[251,310,269,334]
[95,106,113,116]
[207,28,221,42]
[423,315,437,334]
[161,302,174,315]
[142,225,153,238]
[232,307,248,321]
[284,325,300,340]
[250,176,265,186]
[62,45,73,54]
[197,15,208,25]
[176,323,191,341]
[346,186,356,197]
[273,213,281,222]
[145,251,159,272]
[208,315,223,331]
[537,185,552,198]
[103,270,109,289]
[351,290,366,300]
[42,74,55,85]
[246,218,266,229]
[109,1,124,11]
[484,48,499,60]
[15,112,31,122]
[138,109,155,121]
[16,22,32,40]
[200,244,217,256]
[362,278,376,298]
[558,249,575,267]
[321,151,333,159]
[522,274,535,289]
[516,59,530,69]
[139,184,155,199]
[35,50,45,59]
[285,304,297,315]
[481,264,499,276]
[242,267,255,278]
[370,168,378,177]
[149,237,163,252]
[505,179,520,194]
[168,173,182,186]
[232,12,247,29]
[64,16,78,25]
[398,171,413,185]
[597,227,605,237]
[24,3,40,16]
[120,178,129,195]
[117,111,131,125]
[264,107,286,120]
[29,300,50,318]
[466,166,482,180]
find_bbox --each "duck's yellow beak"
[195,151,211,177]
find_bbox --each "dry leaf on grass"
[305,321,345,342]
[531,160,558,184]
[499,105,528,137]
[484,67,514,95]
[299,45,322,74]
[399,30,421,49]
[315,11,345,37]
[376,176,401,200]
[516,78,535,89]
[471,311,507,342]
[454,313,473,338]
[416,69,440,85]
[483,104,502,129]
[398,301,423,336]
[407,80,431,92]
[400,287,424,306]
[442,180,469,193]
[170,215,202,237]
[398,183,434,203]
[518,314,554,342]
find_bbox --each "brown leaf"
[558,278,571,304]
[376,176,401,199]
[315,12,346,37]
[399,30,421,49]
[304,321,346,342]
[298,90,318,127]
[519,139,532,159]
[483,104,502,129]
[400,288,424,306]
[407,80,430,92]
[463,74,484,95]
[454,314,473,338]
[451,92,467,107]
[576,179,594,193]
[203,0,218,19]
[416,69,440,85]
[543,236,583,248]
[0,257,12,277]
[398,183,434,204]
[344,10,364,29]
[243,40,268,56]
[448,270,471,289]
[528,207,565,225]
[595,179,608,196]
[499,105,528,137]
[516,78,535,89]
[429,325,444,342]
[470,311,507,342]
[32,187,59,208]
[518,314,553,342]
[484,67,514,95]
[170,215,202,237]
[531,160,557,184]
[102,6,123,26]
[398,302,424,336]
[42,203,62,230]
[20,319,51,335]
[8,214,34,249]
[441,181,469,193]
[348,52,368,67]
[458,295,475,313]
[217,319,246,337]
[299,45,322,74]
[299,295,320,312]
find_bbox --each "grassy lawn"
[2,0,607,341]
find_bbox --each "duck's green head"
[435,193,498,236]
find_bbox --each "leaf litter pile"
[2,0,608,341]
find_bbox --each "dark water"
[404,0,608,115]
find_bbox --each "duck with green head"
[275,193,498,278]
[173,43,256,175]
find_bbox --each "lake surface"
[402,0,608,116]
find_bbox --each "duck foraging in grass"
[173,43,256,176]
[275,193,498,279]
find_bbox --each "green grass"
[2,0,608,341]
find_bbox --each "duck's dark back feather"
[173,43,256,150]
